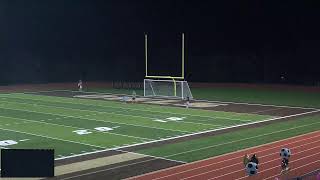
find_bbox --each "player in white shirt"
[78,80,83,91]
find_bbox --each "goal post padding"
[144,79,193,99]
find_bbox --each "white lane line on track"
[265,164,320,180]
[234,151,320,180]
[204,148,320,180]
[146,133,320,180]
[184,144,320,180]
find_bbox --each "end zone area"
[0,90,318,179]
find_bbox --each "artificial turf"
[136,113,320,162]
[87,86,320,108]
[0,93,270,160]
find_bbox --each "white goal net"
[144,79,193,99]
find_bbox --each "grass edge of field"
[135,113,320,162]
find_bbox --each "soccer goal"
[144,79,193,99]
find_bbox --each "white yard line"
[0,104,191,133]
[0,99,223,129]
[0,127,185,166]
[0,115,152,141]
[56,109,320,161]
[24,89,318,110]
[1,94,264,122]
[1,91,319,164]
[0,127,106,149]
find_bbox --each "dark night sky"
[0,0,319,85]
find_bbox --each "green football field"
[0,93,272,161]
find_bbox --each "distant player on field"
[131,90,136,103]
[78,80,83,91]
[185,96,190,108]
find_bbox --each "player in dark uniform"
[185,96,190,108]
[281,158,290,174]
[249,154,259,169]
[131,90,136,103]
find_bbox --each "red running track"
[128,130,320,180]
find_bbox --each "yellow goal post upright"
[144,33,193,99]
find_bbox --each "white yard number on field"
[0,140,18,146]
[73,130,92,135]
[166,117,185,121]
[94,127,113,132]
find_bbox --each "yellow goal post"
[143,33,193,99]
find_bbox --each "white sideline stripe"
[0,103,191,133]
[66,138,320,180]
[164,124,320,158]
[195,97,319,110]
[0,114,152,141]
[159,111,320,158]
[265,162,320,180]
[144,132,320,180]
[198,146,320,180]
[1,94,264,122]
[24,89,319,110]
[19,139,30,142]
[116,149,187,164]
[0,127,107,149]
[56,110,320,161]
[1,93,319,163]
[10,96,257,123]
[233,151,320,180]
